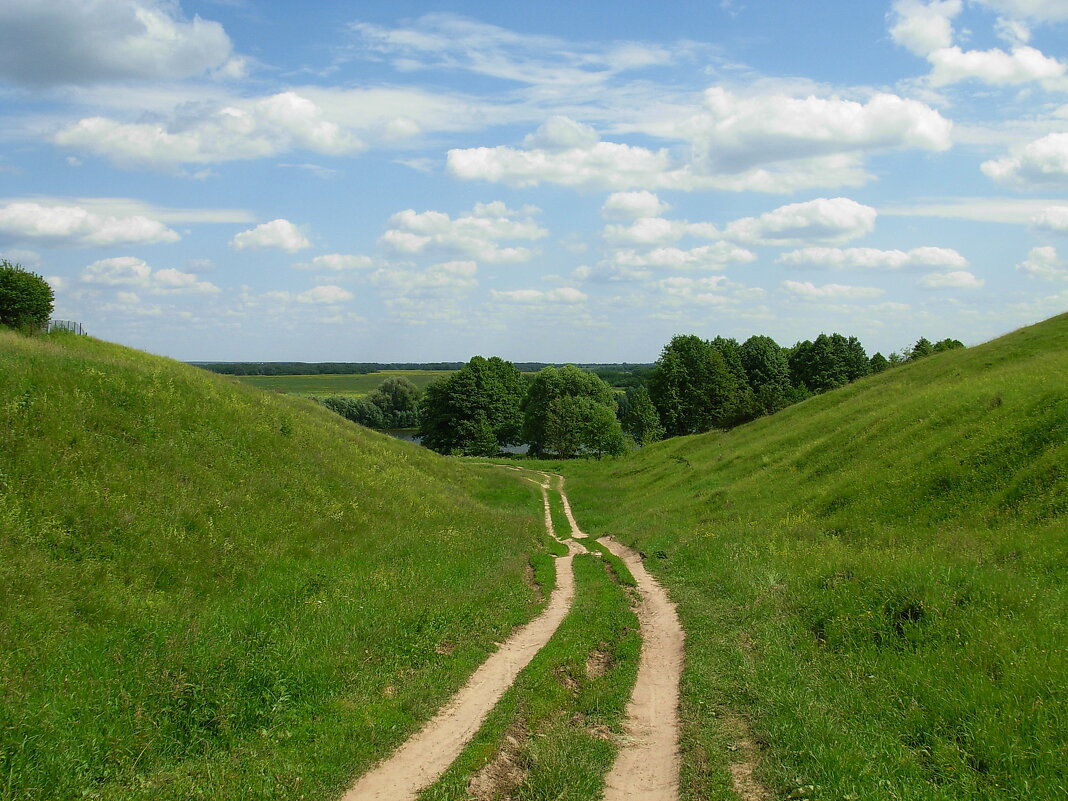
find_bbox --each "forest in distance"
[226,331,965,458]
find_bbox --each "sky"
[1,0,1066,362]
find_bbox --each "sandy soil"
[341,472,583,801]
[598,535,685,801]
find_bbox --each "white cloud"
[296,285,354,304]
[972,0,1068,23]
[231,219,311,253]
[491,287,587,304]
[927,45,1066,88]
[372,260,479,297]
[296,253,375,271]
[889,0,962,57]
[601,191,671,220]
[653,276,747,305]
[881,197,1066,225]
[782,280,884,300]
[378,202,546,263]
[81,256,218,294]
[1032,206,1068,233]
[0,197,255,225]
[0,248,41,267]
[777,245,967,270]
[450,92,951,194]
[684,88,953,173]
[919,270,985,288]
[982,133,1068,188]
[603,216,718,245]
[55,92,364,169]
[0,0,233,86]
[1016,245,1068,280]
[0,201,179,246]
[578,242,756,282]
[724,198,877,246]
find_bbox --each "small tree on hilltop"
[0,260,54,331]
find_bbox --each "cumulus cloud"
[378,202,546,263]
[55,92,364,169]
[603,217,718,246]
[776,245,967,270]
[1032,206,1068,233]
[450,93,950,194]
[265,285,355,304]
[577,242,755,282]
[295,253,375,271]
[982,133,1068,188]
[889,0,961,57]
[782,280,884,300]
[81,256,218,294]
[685,88,952,174]
[491,287,587,304]
[0,0,233,86]
[919,270,985,288]
[972,0,1068,23]
[601,191,671,220]
[1016,245,1068,280]
[231,219,311,253]
[372,260,479,297]
[724,198,877,246]
[0,201,179,247]
[0,248,41,267]
[653,276,747,305]
[927,45,1066,88]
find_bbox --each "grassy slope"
[0,331,546,800]
[561,313,1067,800]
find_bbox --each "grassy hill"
[0,330,548,800]
[561,313,1067,800]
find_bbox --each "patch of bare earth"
[586,647,612,679]
[467,722,529,801]
[725,715,772,801]
[598,536,685,801]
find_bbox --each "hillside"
[0,330,547,800]
[561,313,1067,800]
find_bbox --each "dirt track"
[342,468,683,801]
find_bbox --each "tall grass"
[560,313,1068,800]
[0,330,547,800]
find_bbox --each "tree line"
[318,331,963,458]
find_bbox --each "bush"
[0,260,54,331]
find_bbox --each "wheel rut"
[341,467,683,801]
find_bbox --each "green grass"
[231,370,455,397]
[419,550,640,801]
[0,331,548,800]
[557,313,1068,801]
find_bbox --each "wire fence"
[48,319,86,335]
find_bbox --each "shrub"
[0,260,54,331]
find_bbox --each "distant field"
[233,369,454,396]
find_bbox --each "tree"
[0,260,53,331]
[522,365,623,457]
[933,338,965,353]
[648,335,737,436]
[367,376,421,428]
[869,352,890,374]
[740,335,791,415]
[620,386,664,446]
[320,395,385,428]
[418,356,524,455]
[909,337,934,361]
[709,336,759,425]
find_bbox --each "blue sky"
[1,0,1066,362]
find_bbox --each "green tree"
[740,334,791,415]
[709,336,759,425]
[0,260,54,331]
[620,386,664,446]
[418,356,524,455]
[367,376,421,428]
[522,365,622,457]
[909,337,934,360]
[648,335,737,436]
[933,338,965,353]
[869,352,890,374]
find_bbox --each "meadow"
[0,331,547,800]
[232,369,454,397]
[548,312,1067,800]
